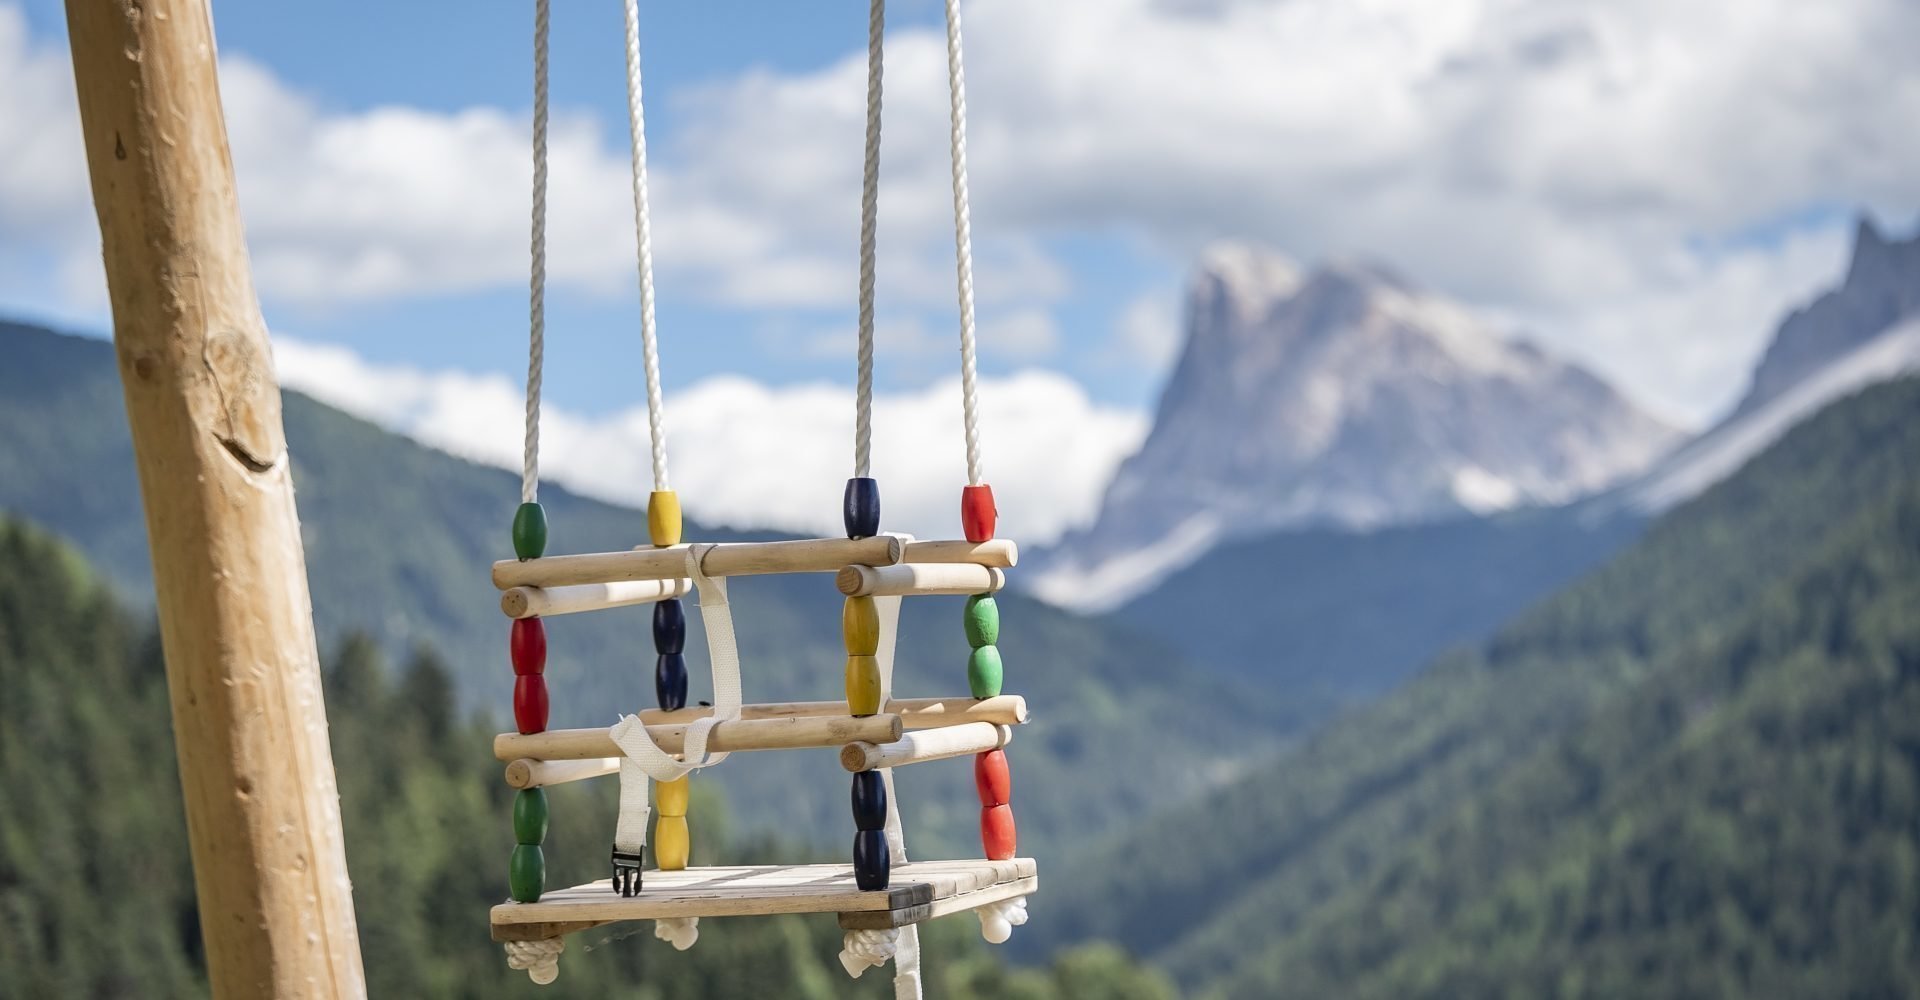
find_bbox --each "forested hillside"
[0,322,1295,861]
[1031,378,1920,998]
[0,518,1175,998]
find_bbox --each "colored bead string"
[508,0,552,905]
[966,592,1014,860]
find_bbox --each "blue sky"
[4,0,1917,540]
[8,0,1178,418]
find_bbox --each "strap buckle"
[611,849,645,897]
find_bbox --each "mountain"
[1107,505,1641,700]
[1622,216,1920,514]
[0,517,1176,998]
[1026,377,1920,998]
[0,320,1292,863]
[1034,243,1680,611]
[1734,216,1920,417]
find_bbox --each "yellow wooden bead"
[843,596,880,655]
[648,490,682,547]
[845,654,882,716]
[656,775,690,816]
[653,815,689,870]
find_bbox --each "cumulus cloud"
[271,337,1147,544]
[7,0,1919,421]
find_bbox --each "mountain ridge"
[1035,243,1680,611]
[1617,215,1920,516]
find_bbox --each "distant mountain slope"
[1734,216,1920,417]
[1620,216,1920,515]
[1027,377,1920,997]
[1108,505,1641,700]
[1034,243,1679,611]
[0,321,1291,860]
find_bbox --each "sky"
[4,0,1918,542]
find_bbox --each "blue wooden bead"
[653,598,686,655]
[853,829,890,890]
[843,477,881,539]
[655,652,688,711]
[851,770,888,830]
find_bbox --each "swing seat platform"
[490,857,1037,941]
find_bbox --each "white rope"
[622,0,671,491]
[944,0,984,487]
[654,917,699,951]
[521,0,550,504]
[840,928,901,979]
[854,0,885,478]
[504,937,564,985]
[976,896,1029,944]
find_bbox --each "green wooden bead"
[512,502,548,560]
[513,788,548,845]
[968,645,1004,699]
[963,594,999,648]
[509,844,545,903]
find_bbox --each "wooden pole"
[493,714,906,762]
[63,3,367,997]
[638,695,1029,729]
[837,562,1006,597]
[840,722,1013,772]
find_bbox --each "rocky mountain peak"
[1033,243,1681,611]
[1734,214,1920,418]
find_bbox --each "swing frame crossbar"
[490,536,1016,590]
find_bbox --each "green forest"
[0,519,1174,998]
[1034,379,1920,998]
[5,317,1920,998]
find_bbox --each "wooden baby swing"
[486,0,1035,990]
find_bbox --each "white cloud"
[271,337,1146,545]
[8,0,1920,422]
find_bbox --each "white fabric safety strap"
[611,544,744,853]
[870,593,922,1000]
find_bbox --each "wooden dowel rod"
[638,695,1028,729]
[500,578,692,619]
[503,757,620,789]
[493,714,904,762]
[491,536,904,590]
[840,723,1013,772]
[902,538,1019,568]
[837,563,1006,597]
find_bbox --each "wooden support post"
[62,2,367,996]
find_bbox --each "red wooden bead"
[513,675,549,735]
[974,750,1011,807]
[980,803,1017,861]
[510,617,547,676]
[960,484,997,543]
